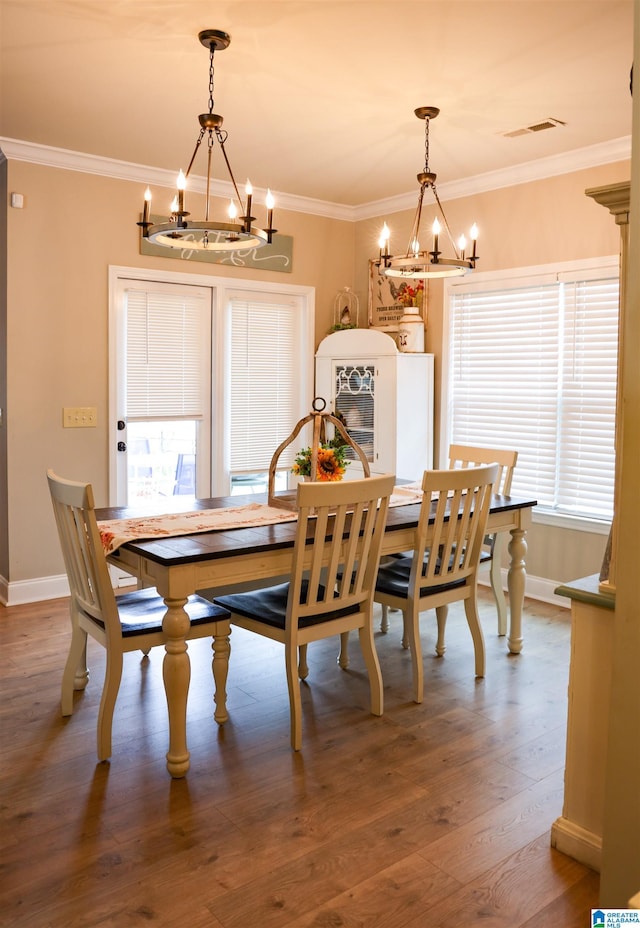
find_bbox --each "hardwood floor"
[0,590,598,927]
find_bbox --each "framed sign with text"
[140,220,293,273]
[367,260,425,331]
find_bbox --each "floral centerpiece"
[397,280,424,308]
[292,440,349,481]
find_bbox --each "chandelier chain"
[208,44,215,115]
[424,115,431,172]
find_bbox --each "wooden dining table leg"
[507,527,528,654]
[161,596,192,778]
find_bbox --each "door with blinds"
[113,280,212,506]
[225,291,309,495]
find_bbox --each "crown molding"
[356,136,632,220]
[1,135,631,224]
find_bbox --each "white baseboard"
[480,569,570,609]
[551,816,602,872]
[1,573,70,606]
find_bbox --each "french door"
[111,277,213,506]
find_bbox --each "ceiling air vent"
[503,117,566,138]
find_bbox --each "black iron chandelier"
[377,106,478,279]
[137,29,276,252]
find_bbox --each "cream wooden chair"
[374,464,498,704]
[47,470,231,762]
[380,444,518,641]
[212,473,395,750]
[448,444,518,636]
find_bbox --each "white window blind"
[230,297,301,471]
[448,267,619,521]
[125,288,210,420]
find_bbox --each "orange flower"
[315,447,346,481]
[292,443,348,481]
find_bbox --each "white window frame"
[442,255,619,534]
[108,266,315,502]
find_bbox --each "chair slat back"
[289,474,395,624]
[412,464,499,590]
[47,470,120,641]
[448,444,518,496]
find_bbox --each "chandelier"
[377,107,478,279]
[137,29,276,252]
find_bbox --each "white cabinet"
[315,329,433,481]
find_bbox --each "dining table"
[96,487,536,777]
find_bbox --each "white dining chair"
[374,464,498,704]
[447,444,518,636]
[211,473,395,750]
[47,470,231,762]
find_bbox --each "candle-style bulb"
[378,222,390,254]
[458,234,467,256]
[266,188,275,239]
[470,223,478,260]
[142,187,151,225]
[431,217,440,257]
[228,200,238,220]
[176,169,186,214]
[410,237,420,256]
[170,195,179,215]
[245,179,253,196]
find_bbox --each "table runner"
[98,483,424,556]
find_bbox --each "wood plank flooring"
[0,590,599,927]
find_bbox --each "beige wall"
[1,154,631,594]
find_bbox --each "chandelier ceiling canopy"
[137,29,277,253]
[377,107,478,280]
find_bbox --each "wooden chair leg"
[435,605,448,657]
[96,649,123,761]
[211,631,231,725]
[489,535,508,636]
[401,609,410,650]
[337,631,350,668]
[380,604,389,633]
[405,606,424,704]
[464,596,486,678]
[298,643,309,680]
[61,625,89,716]
[357,625,383,717]
[285,643,303,751]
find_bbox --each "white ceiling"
[0,0,634,208]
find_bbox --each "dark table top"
[97,492,536,569]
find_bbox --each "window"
[444,258,619,524]
[229,294,304,476]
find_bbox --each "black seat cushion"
[375,555,466,599]
[88,587,230,637]
[214,581,360,631]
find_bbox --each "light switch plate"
[63,407,97,428]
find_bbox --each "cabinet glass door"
[333,364,375,462]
